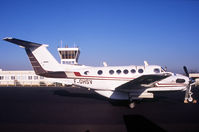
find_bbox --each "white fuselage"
[53,64,189,100]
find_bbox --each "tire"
[129,102,135,109]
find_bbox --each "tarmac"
[0,86,199,132]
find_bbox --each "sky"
[0,0,199,73]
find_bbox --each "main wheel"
[129,102,135,109]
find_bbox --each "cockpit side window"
[154,68,160,73]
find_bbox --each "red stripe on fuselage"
[73,72,187,87]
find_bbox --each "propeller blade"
[183,66,189,77]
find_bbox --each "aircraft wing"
[116,73,171,92]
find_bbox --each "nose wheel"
[183,66,197,104]
[184,85,197,104]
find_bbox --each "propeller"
[183,66,189,78]
[183,66,196,103]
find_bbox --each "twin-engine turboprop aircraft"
[3,37,197,108]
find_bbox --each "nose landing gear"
[184,85,197,104]
[183,66,197,104]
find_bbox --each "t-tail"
[3,37,67,78]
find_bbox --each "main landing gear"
[129,102,136,109]
[128,97,141,109]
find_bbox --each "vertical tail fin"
[3,37,67,78]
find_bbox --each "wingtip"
[3,37,13,40]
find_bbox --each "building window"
[154,68,160,73]
[28,76,32,80]
[0,76,4,80]
[131,69,136,74]
[97,70,103,75]
[109,70,114,75]
[123,69,129,74]
[116,70,121,74]
[40,76,44,79]
[138,69,144,73]
[11,76,15,80]
[34,76,38,80]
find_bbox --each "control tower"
[57,46,80,64]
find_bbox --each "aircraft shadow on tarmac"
[54,89,107,100]
[53,86,199,108]
[53,89,130,107]
[123,115,166,132]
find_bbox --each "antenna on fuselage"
[103,61,108,67]
[144,61,149,66]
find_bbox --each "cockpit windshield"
[161,67,166,72]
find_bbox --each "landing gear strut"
[184,84,197,104]
[183,66,197,104]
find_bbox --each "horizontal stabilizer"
[3,37,42,48]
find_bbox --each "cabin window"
[131,69,136,74]
[154,68,160,73]
[116,70,121,74]
[138,69,144,73]
[123,69,129,74]
[84,71,89,75]
[97,70,103,75]
[109,70,114,75]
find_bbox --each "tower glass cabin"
[57,46,80,64]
